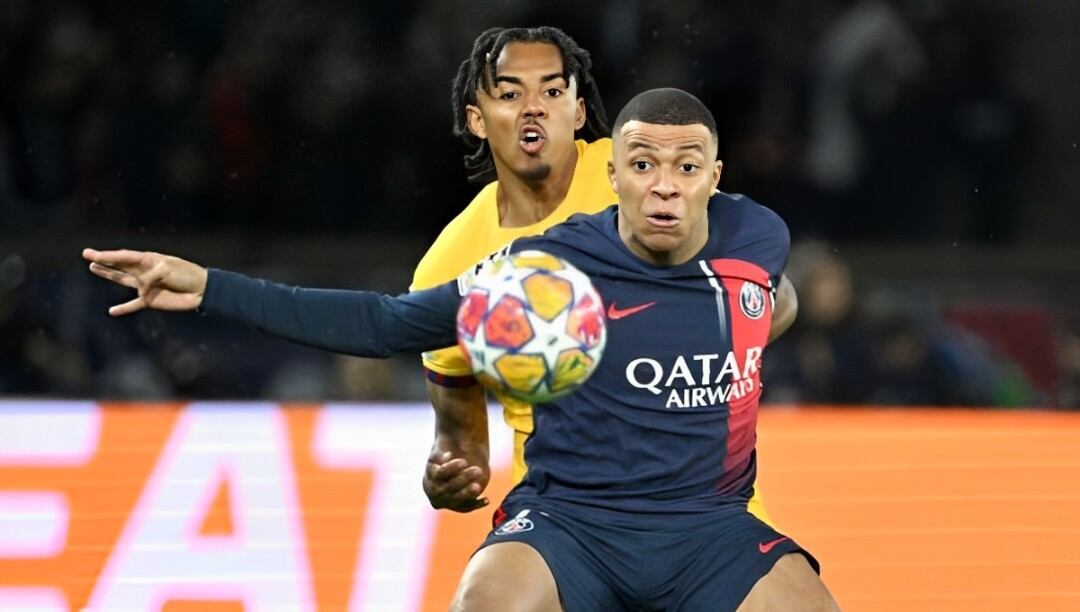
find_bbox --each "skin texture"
[82,248,207,315]
[737,554,840,612]
[608,120,722,266]
[466,42,586,228]
[422,381,491,512]
[450,542,561,612]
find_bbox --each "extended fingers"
[82,248,148,268]
[88,262,139,289]
[109,296,147,317]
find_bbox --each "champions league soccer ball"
[456,250,607,404]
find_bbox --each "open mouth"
[519,126,546,154]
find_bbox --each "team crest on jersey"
[456,242,514,296]
[494,509,535,535]
[739,281,766,320]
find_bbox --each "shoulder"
[563,138,616,215]
[581,138,613,162]
[411,183,499,290]
[576,139,613,188]
[711,191,790,276]
[714,191,789,243]
[514,206,616,255]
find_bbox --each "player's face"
[466,42,587,183]
[609,121,722,266]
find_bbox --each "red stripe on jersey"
[708,258,772,285]
[709,259,773,493]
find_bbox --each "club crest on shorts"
[494,509,535,535]
[739,281,766,320]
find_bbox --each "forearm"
[427,379,490,454]
[201,269,459,356]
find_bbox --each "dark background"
[1,0,1077,406]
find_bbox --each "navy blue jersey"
[201,191,788,515]
[505,192,788,514]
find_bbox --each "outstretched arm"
[83,247,460,357]
[768,274,798,343]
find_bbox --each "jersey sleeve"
[729,198,791,287]
[201,268,460,356]
[420,240,517,377]
[421,346,474,377]
[757,207,791,286]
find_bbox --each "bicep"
[769,274,798,343]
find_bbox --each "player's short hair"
[451,26,610,183]
[612,88,718,144]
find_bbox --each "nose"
[651,167,679,200]
[522,90,547,120]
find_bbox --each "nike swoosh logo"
[758,536,790,554]
[606,301,656,320]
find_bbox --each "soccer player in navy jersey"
[84,88,837,610]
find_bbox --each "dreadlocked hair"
[451,26,610,184]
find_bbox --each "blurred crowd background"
[1,0,1077,407]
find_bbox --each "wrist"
[433,431,489,460]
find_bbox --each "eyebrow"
[625,140,706,154]
[493,72,567,86]
[626,140,658,152]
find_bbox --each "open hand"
[82,248,208,316]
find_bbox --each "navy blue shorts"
[479,498,819,612]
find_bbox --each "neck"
[495,145,579,228]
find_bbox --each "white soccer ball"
[456,250,607,403]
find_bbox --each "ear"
[574,97,587,132]
[711,160,724,191]
[607,159,618,193]
[466,104,487,140]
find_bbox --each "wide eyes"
[631,161,699,173]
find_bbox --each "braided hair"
[451,26,609,184]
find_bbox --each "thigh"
[671,510,820,612]
[451,541,561,612]
[466,505,625,612]
[737,553,840,612]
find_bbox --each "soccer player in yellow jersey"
[412,27,781,525]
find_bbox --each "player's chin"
[638,231,685,253]
[515,157,552,182]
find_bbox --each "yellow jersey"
[411,138,615,430]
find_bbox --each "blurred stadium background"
[1,0,1078,610]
